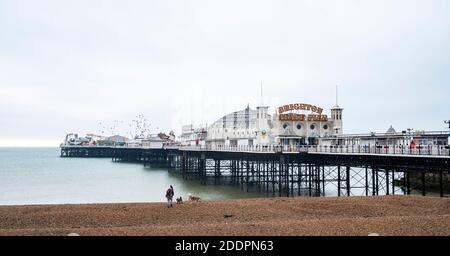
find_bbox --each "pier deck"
[60,145,450,198]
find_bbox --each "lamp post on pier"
[405,128,414,153]
[445,120,450,145]
[406,128,414,141]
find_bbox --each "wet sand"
[0,196,449,236]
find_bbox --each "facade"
[157,131,176,145]
[206,105,258,147]
[179,102,344,147]
[127,134,164,148]
[322,128,449,147]
[272,102,343,146]
[180,103,448,147]
[63,134,130,146]
[142,135,164,149]
[179,124,207,146]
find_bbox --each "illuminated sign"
[278,103,323,114]
[278,103,328,121]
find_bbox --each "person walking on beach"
[165,185,174,208]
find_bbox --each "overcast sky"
[0,0,449,146]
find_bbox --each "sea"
[0,147,261,205]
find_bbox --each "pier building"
[179,102,448,148]
[180,102,343,147]
[322,129,449,147]
[179,125,207,146]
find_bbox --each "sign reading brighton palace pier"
[278,103,328,121]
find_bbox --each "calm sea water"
[0,148,261,205]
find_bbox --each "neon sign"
[278,103,328,121]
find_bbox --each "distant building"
[126,134,165,148]
[179,124,207,146]
[142,135,164,149]
[106,135,130,146]
[321,127,448,146]
[158,131,176,145]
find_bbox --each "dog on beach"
[176,196,183,204]
[187,193,201,202]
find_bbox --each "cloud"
[0,0,449,145]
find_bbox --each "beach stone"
[0,196,448,236]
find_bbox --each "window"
[310,124,315,130]
[283,123,288,129]
[296,124,302,130]
[323,125,328,130]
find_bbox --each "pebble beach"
[0,196,449,236]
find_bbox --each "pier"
[60,145,450,198]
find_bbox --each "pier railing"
[61,144,450,156]
[179,144,450,156]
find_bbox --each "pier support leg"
[316,165,320,196]
[232,160,236,186]
[386,170,390,195]
[266,162,269,195]
[217,160,221,185]
[182,154,186,179]
[392,171,395,195]
[290,163,294,197]
[278,156,283,197]
[240,160,244,191]
[372,168,376,196]
[421,171,426,196]
[246,160,250,193]
[322,166,325,197]
[272,161,275,197]
[376,170,379,196]
[337,165,341,197]
[308,163,312,197]
[365,166,369,196]
[298,163,302,196]
[346,166,350,197]
[286,162,290,197]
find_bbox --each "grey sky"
[0,0,449,146]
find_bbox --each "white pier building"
[180,102,448,148]
[181,102,344,147]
